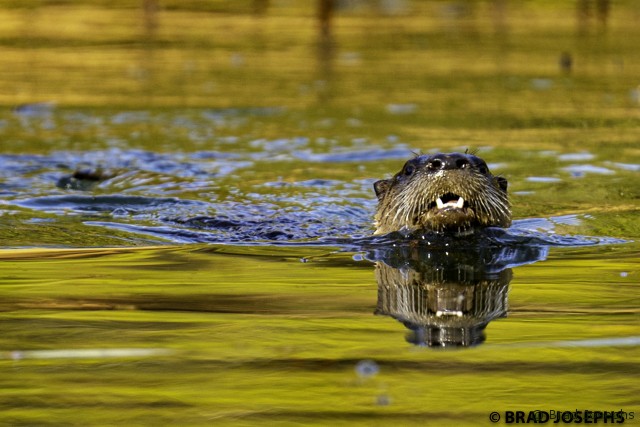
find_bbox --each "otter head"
[373,152,511,235]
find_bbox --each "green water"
[1,2,639,425]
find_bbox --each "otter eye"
[456,158,470,169]
[403,164,416,176]
[427,159,442,170]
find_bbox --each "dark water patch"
[84,214,628,251]
[89,210,365,244]
[0,150,253,198]
[15,195,207,217]
[1,292,370,316]
[125,358,640,375]
[363,232,549,271]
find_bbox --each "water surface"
[0,2,639,425]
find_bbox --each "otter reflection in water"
[374,152,511,235]
[369,240,546,348]
[371,152,525,347]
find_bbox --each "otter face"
[373,152,511,235]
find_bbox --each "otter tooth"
[436,310,464,317]
[455,196,465,209]
[436,197,444,209]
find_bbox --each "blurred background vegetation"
[1,0,639,115]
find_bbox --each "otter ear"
[373,179,391,201]
[496,176,508,192]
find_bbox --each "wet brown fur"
[373,152,511,234]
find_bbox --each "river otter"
[373,152,511,235]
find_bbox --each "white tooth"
[455,196,464,209]
[436,198,444,209]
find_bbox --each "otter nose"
[427,153,470,170]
